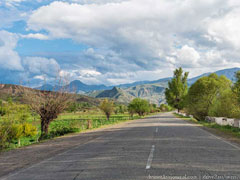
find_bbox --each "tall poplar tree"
[165,67,189,112]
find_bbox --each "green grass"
[1,111,144,151]
[174,113,240,138]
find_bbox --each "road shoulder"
[174,113,240,147]
[0,117,139,178]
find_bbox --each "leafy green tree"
[186,74,231,120]
[115,105,127,114]
[128,98,150,116]
[99,99,115,120]
[233,71,240,103]
[159,104,172,112]
[119,105,127,114]
[165,67,189,112]
[208,89,240,118]
[128,103,135,117]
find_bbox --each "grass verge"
[1,113,152,151]
[174,113,240,139]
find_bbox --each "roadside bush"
[0,123,37,147]
[22,123,38,137]
[128,98,150,116]
[0,123,11,150]
[8,124,24,143]
[49,127,78,138]
[0,102,37,149]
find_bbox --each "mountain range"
[36,67,240,105]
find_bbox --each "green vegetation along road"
[1,112,240,180]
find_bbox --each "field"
[1,109,143,151]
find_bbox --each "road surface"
[1,112,240,180]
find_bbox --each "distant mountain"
[36,67,240,105]
[36,80,110,93]
[95,87,134,104]
[115,77,172,88]
[214,67,240,81]
[188,67,240,85]
[36,77,172,93]
[87,67,240,105]
[67,80,109,93]
[87,81,169,105]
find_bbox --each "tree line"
[0,83,172,150]
[165,67,240,120]
[99,98,171,121]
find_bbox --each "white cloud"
[1,0,239,85]
[174,45,200,68]
[33,75,45,80]
[0,30,23,71]
[207,7,240,50]
[26,0,240,76]
[21,33,49,40]
[0,30,61,85]
[79,69,102,77]
[23,57,60,77]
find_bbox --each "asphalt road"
[2,112,240,180]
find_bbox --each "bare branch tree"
[18,78,75,140]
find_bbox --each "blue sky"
[0,0,240,86]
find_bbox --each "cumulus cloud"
[21,33,49,40]
[0,30,62,85]
[25,0,240,80]
[207,7,240,50]
[23,57,60,77]
[0,30,23,71]
[171,45,200,68]
[2,0,240,85]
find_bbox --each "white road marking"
[146,145,155,170]
[155,127,158,133]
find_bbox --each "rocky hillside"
[0,84,100,106]
[87,82,168,105]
